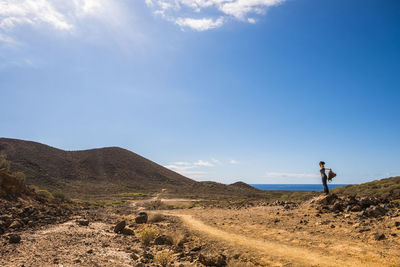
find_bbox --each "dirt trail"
[162,212,382,267]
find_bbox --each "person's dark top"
[320,167,327,178]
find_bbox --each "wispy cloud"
[194,160,214,167]
[265,172,319,178]
[145,0,285,31]
[164,159,216,178]
[229,159,239,164]
[0,0,132,45]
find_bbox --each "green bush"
[139,228,158,245]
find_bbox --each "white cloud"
[0,0,129,45]
[229,159,239,164]
[164,159,216,178]
[265,172,319,178]
[211,158,221,164]
[146,0,285,31]
[194,160,214,167]
[175,17,224,31]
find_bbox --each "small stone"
[121,228,134,236]
[374,233,386,241]
[130,253,139,260]
[76,220,89,226]
[395,222,400,227]
[87,249,93,254]
[331,224,336,228]
[114,221,126,233]
[8,234,21,244]
[135,212,148,224]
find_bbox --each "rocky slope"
[0,170,74,242]
[0,138,260,199]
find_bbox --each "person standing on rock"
[319,161,331,195]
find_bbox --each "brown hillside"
[0,138,260,198]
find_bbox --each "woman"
[319,161,331,195]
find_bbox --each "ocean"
[250,184,348,191]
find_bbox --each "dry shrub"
[228,260,256,267]
[154,251,173,267]
[149,213,165,223]
[139,228,158,245]
[168,231,185,247]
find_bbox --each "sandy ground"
[2,195,400,267]
[160,200,400,267]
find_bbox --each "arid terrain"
[1,191,400,267]
[1,139,400,266]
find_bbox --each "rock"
[273,219,280,223]
[121,228,134,236]
[199,253,227,267]
[142,252,154,259]
[374,233,386,241]
[76,220,89,226]
[87,249,93,254]
[114,221,126,233]
[131,253,139,260]
[135,212,148,224]
[191,245,202,252]
[154,234,173,245]
[8,234,21,244]
[330,224,336,228]
[318,194,338,205]
[350,205,362,212]
[359,198,376,209]
[363,206,387,218]
[332,203,344,212]
[395,222,400,227]
[359,228,371,233]
[9,220,22,229]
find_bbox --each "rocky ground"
[1,194,400,266]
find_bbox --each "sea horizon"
[250,184,349,191]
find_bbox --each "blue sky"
[1,0,399,184]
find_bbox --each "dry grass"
[139,228,158,246]
[154,250,173,267]
[168,231,185,247]
[148,213,165,223]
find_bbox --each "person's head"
[319,161,325,168]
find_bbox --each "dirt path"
[161,211,386,267]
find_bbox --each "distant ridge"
[0,138,260,198]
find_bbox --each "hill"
[0,138,260,199]
[333,176,400,200]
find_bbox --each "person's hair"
[319,161,325,166]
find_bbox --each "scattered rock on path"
[121,228,134,236]
[76,220,90,226]
[374,232,386,241]
[135,212,148,224]
[8,234,21,244]
[114,221,126,233]
[199,253,227,267]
